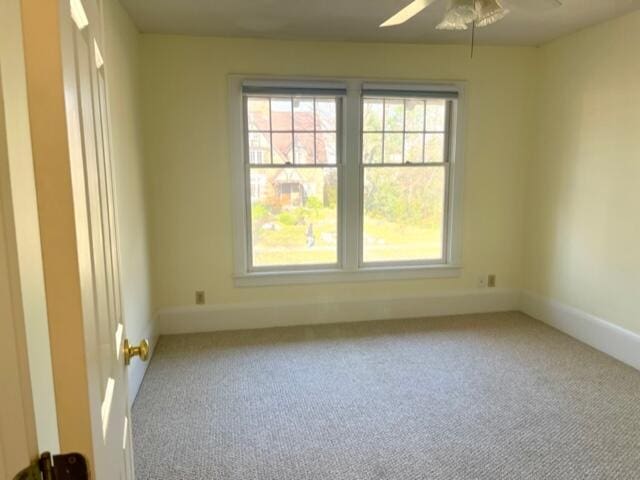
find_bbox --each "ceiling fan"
[380,0,562,31]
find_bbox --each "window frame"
[242,91,346,273]
[229,76,465,286]
[359,95,453,268]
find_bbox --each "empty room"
[1,0,640,479]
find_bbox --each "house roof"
[249,111,333,164]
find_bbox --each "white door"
[17,0,144,475]
[58,0,137,477]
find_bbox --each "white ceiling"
[119,0,640,46]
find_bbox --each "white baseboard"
[157,288,520,335]
[521,290,640,371]
[155,289,639,373]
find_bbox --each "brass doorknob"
[124,339,149,365]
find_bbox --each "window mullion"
[444,100,452,164]
[268,98,274,164]
[290,96,295,164]
[313,98,317,165]
[442,161,451,263]
[422,99,427,163]
[381,98,386,164]
[342,82,362,272]
[245,163,255,270]
[402,98,406,164]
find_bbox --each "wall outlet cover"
[195,290,205,305]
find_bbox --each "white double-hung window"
[229,78,465,286]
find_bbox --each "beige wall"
[140,36,538,309]
[524,11,640,334]
[104,0,155,403]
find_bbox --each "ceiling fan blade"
[500,0,562,12]
[380,0,439,27]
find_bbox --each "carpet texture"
[132,312,640,479]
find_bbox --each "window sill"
[234,264,462,287]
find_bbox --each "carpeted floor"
[132,312,640,479]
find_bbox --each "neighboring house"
[250,168,320,207]
[248,108,331,208]
[272,169,308,206]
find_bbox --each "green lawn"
[363,216,443,262]
[252,207,442,266]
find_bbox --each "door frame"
[0,62,38,480]
[0,0,61,472]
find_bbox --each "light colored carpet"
[132,312,640,479]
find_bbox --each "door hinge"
[14,452,89,480]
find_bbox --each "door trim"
[0,0,60,464]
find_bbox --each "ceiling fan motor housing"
[437,0,509,30]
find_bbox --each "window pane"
[425,99,446,131]
[363,166,445,262]
[362,133,383,164]
[383,133,403,164]
[271,98,292,131]
[404,133,423,164]
[363,98,383,131]
[250,167,338,267]
[293,98,314,131]
[247,97,270,131]
[294,132,315,164]
[316,132,337,164]
[405,99,425,131]
[425,133,445,163]
[384,99,404,131]
[248,132,271,164]
[272,132,293,164]
[315,99,336,131]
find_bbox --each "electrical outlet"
[477,275,487,288]
[195,290,205,305]
[488,274,496,288]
